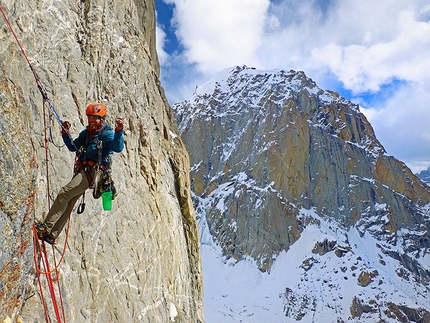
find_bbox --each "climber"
[36,102,124,244]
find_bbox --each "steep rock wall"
[173,66,430,272]
[0,1,203,322]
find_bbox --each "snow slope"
[199,206,430,322]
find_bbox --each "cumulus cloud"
[157,0,430,171]
[310,11,430,93]
[156,24,169,65]
[161,0,430,90]
[166,0,270,74]
[362,82,430,173]
[257,0,430,92]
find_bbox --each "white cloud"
[361,81,430,173]
[162,0,430,90]
[158,0,430,171]
[156,24,169,65]
[311,11,430,93]
[167,0,270,74]
[255,1,430,92]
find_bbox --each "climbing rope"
[0,6,61,123]
[0,5,76,149]
[32,229,64,323]
[31,112,71,322]
[1,5,74,322]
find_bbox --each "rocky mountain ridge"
[0,1,203,322]
[173,65,430,322]
[416,167,430,185]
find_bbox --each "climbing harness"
[73,124,117,201]
[93,131,115,200]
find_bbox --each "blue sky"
[155,0,430,173]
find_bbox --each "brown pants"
[43,167,95,239]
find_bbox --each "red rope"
[0,6,32,67]
[32,203,73,320]
[1,5,67,321]
[1,4,73,136]
[42,243,62,323]
[33,224,72,323]
[0,5,49,96]
[32,98,73,321]
[30,99,70,321]
[33,232,50,323]
[2,6,76,322]
[52,246,67,322]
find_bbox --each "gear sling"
[75,125,117,213]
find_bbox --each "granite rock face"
[0,1,203,322]
[173,65,430,321]
[174,65,430,271]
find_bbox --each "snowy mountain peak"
[416,166,430,185]
[173,66,430,322]
[192,65,353,109]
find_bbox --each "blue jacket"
[62,123,124,168]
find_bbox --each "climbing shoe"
[35,221,55,245]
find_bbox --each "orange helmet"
[86,102,107,118]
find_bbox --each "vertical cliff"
[0,1,203,322]
[174,66,430,270]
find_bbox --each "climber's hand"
[61,121,71,135]
[115,116,124,132]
